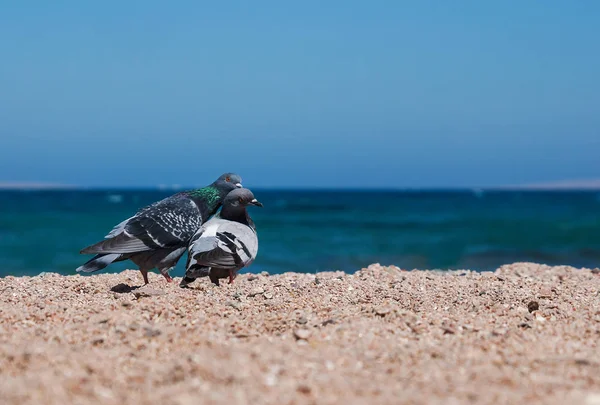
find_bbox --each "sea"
[1,189,600,278]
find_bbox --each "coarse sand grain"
[1,262,600,405]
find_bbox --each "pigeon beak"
[249,198,263,207]
[235,183,243,188]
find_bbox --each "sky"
[1,1,599,189]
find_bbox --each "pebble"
[226,301,242,311]
[442,326,456,335]
[133,288,166,299]
[492,328,507,336]
[263,292,273,299]
[296,384,312,394]
[294,329,311,340]
[375,306,391,316]
[37,272,58,277]
[144,327,161,338]
[248,287,265,297]
[527,301,539,313]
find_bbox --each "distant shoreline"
[1,180,600,191]
[0,182,78,190]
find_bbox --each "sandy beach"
[1,263,599,405]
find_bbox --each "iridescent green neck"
[188,185,222,214]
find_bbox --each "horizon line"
[1,181,600,192]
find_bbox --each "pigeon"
[180,188,262,287]
[76,173,243,284]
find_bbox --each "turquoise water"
[1,190,600,278]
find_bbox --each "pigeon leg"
[228,269,235,284]
[141,269,149,285]
[162,272,173,283]
[209,272,220,286]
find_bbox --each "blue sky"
[1,1,599,188]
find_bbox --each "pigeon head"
[223,188,263,209]
[213,173,243,193]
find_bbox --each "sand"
[1,263,599,405]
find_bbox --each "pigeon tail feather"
[79,232,150,254]
[76,253,122,273]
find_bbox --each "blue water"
[1,189,600,278]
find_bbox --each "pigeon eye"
[226,176,231,182]
[238,197,243,203]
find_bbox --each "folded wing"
[187,220,257,270]
[81,196,201,255]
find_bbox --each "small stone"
[535,314,546,323]
[296,316,308,325]
[592,268,600,275]
[248,287,265,297]
[263,292,273,299]
[538,288,553,299]
[37,272,57,277]
[144,327,161,338]
[294,328,311,340]
[314,277,321,285]
[264,374,277,387]
[226,301,242,311]
[121,301,132,307]
[297,384,312,394]
[260,271,269,277]
[518,322,532,329]
[133,288,166,299]
[442,326,456,335]
[527,301,539,313]
[492,328,507,336]
[247,275,259,282]
[375,306,391,316]
[91,338,104,346]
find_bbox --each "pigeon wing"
[187,220,257,270]
[81,196,201,254]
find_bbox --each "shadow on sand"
[110,283,141,294]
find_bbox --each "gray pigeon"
[180,188,262,287]
[76,173,243,284]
